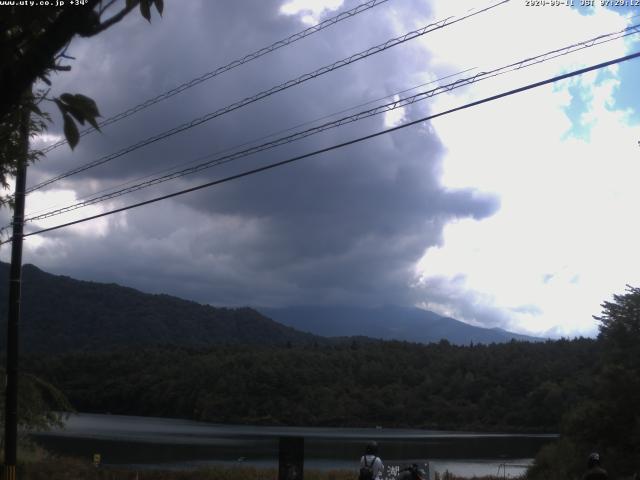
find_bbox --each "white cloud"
[24,189,117,239]
[412,1,640,336]
[31,133,64,147]
[280,0,344,24]
[383,95,407,127]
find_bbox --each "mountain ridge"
[0,262,541,352]
[0,262,320,353]
[258,304,543,345]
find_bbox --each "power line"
[5,19,637,232]
[20,21,640,225]
[6,50,638,245]
[24,15,640,221]
[39,0,392,154]
[23,70,477,222]
[24,0,509,195]
[53,12,640,212]
[21,67,478,220]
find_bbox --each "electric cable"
[21,67,477,220]
[19,21,640,225]
[3,49,637,245]
[39,0,393,154]
[21,67,478,220]
[24,0,510,195]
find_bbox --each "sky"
[1,0,639,338]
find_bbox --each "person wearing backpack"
[360,441,384,480]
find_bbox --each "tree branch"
[0,0,143,124]
[89,0,140,36]
[99,0,120,16]
[0,2,102,122]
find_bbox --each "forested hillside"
[0,263,320,352]
[24,337,598,432]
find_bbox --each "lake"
[31,413,557,477]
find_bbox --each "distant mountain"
[0,262,541,353]
[0,262,320,353]
[258,305,543,345]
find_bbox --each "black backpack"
[359,456,377,480]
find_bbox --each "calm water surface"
[31,413,557,477]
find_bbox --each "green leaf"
[72,94,101,118]
[57,93,102,130]
[58,100,85,126]
[154,0,164,16]
[28,103,43,117]
[53,98,67,115]
[126,0,137,8]
[59,93,75,104]
[66,106,86,126]
[62,113,79,150]
[85,115,101,132]
[140,0,151,22]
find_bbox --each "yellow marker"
[3,465,16,480]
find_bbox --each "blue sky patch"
[571,4,595,16]
[562,49,639,140]
[610,38,640,125]
[605,4,640,16]
[562,81,593,140]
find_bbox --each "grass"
[14,458,525,480]
[16,458,357,480]
[8,441,524,480]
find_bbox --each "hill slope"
[0,262,319,353]
[0,262,540,353]
[259,305,543,345]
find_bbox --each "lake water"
[31,413,557,477]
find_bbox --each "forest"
[24,338,598,432]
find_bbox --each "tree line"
[23,337,599,433]
[528,286,640,480]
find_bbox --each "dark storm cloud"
[412,275,515,329]
[412,275,548,331]
[30,0,448,187]
[13,0,501,312]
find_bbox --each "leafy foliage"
[0,368,72,435]
[525,438,583,480]
[528,286,640,480]
[0,0,162,204]
[0,94,48,204]
[54,93,101,149]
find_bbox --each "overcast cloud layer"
[2,0,639,337]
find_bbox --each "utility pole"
[3,100,30,480]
